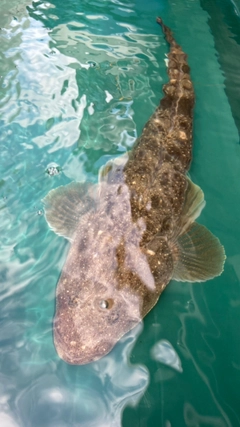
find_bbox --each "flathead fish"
[43,18,225,364]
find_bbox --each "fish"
[43,17,225,365]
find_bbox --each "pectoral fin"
[172,222,225,282]
[42,182,97,241]
[179,177,206,234]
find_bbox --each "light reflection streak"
[177,287,232,426]
[14,324,148,427]
[151,340,183,373]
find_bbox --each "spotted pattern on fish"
[43,18,225,364]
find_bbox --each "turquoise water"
[1,0,240,425]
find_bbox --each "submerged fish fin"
[179,177,206,234]
[42,182,96,241]
[172,222,226,282]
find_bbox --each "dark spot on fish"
[116,241,126,269]
[146,220,157,235]
[78,237,88,252]
[160,171,170,186]
[182,64,190,73]
[179,118,189,130]
[106,199,114,215]
[151,195,160,209]
[136,148,145,159]
[117,185,122,195]
[178,97,193,116]
[160,95,173,110]
[68,295,79,308]
[161,216,172,233]
[107,311,119,324]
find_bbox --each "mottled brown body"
[43,18,225,364]
[125,19,194,234]
[124,18,194,283]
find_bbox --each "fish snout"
[54,325,115,364]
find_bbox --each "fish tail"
[155,17,194,172]
[125,18,195,185]
[156,17,178,47]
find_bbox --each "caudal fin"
[156,17,178,47]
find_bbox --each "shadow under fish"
[43,18,225,365]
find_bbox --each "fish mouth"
[53,326,114,365]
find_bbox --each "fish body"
[43,18,225,364]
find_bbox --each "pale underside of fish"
[43,18,225,365]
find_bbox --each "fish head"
[44,180,172,365]
[54,269,143,365]
[51,182,158,365]
[52,205,174,365]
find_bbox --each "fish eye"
[99,298,114,310]
[99,300,109,309]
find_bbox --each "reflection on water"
[15,324,149,427]
[151,340,182,373]
[1,0,240,426]
[1,0,161,154]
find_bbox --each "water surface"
[1,0,240,426]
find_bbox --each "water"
[0,0,240,425]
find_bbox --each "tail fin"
[156,17,179,48]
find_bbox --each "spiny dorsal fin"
[172,222,226,282]
[42,182,97,241]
